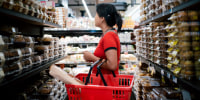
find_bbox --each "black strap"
[85,59,116,86]
[85,59,102,85]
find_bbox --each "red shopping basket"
[65,59,134,100]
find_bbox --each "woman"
[49,3,122,85]
[83,3,122,74]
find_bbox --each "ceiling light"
[82,0,93,20]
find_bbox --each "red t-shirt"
[93,30,120,74]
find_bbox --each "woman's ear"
[101,17,105,23]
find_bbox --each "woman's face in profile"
[95,13,102,27]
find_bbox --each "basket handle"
[96,60,107,86]
[95,60,116,86]
[85,59,102,85]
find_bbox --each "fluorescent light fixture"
[82,0,93,20]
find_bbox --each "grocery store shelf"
[0,56,67,89]
[121,41,135,45]
[121,50,136,54]
[67,42,98,45]
[44,29,134,36]
[0,8,61,28]
[140,0,200,25]
[136,54,200,93]
[67,41,135,45]
[120,61,137,64]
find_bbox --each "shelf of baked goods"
[136,54,200,93]
[0,7,61,28]
[67,41,135,45]
[140,0,200,25]
[44,29,134,37]
[44,29,102,35]
[0,55,67,89]
[0,35,68,89]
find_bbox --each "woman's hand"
[83,51,98,62]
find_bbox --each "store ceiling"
[67,0,140,18]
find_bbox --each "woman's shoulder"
[104,30,117,37]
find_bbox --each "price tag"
[167,73,171,79]
[161,70,164,76]
[173,76,177,84]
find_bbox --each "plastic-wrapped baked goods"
[14,35,26,48]
[2,0,14,10]
[162,88,181,99]
[190,22,200,32]
[54,51,59,58]
[178,11,188,21]
[0,67,5,83]
[38,85,52,94]
[188,11,199,21]
[41,53,49,62]
[49,52,54,60]
[4,49,23,64]
[13,0,23,12]
[31,56,42,66]
[42,37,54,45]
[21,58,33,72]
[28,5,35,16]
[8,62,23,76]
[24,36,34,48]
[0,52,5,68]
[35,45,49,54]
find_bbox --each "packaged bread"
[14,35,26,48]
[13,0,23,13]
[35,45,49,54]
[190,22,200,32]
[28,5,35,16]
[2,0,14,10]
[178,11,188,21]
[188,11,199,21]
[24,36,34,48]
[42,37,54,45]
[8,62,23,76]
[0,52,5,68]
[162,88,181,99]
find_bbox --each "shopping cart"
[65,59,134,100]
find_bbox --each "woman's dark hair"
[96,3,123,32]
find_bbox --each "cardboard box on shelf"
[96,0,116,4]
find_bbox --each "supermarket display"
[9,70,67,100]
[0,0,58,24]
[136,0,200,99]
[140,0,188,22]
[133,63,183,100]
[1,0,200,99]
[0,34,66,83]
[55,7,68,28]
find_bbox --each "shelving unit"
[0,56,67,90]
[0,5,66,100]
[44,29,133,37]
[0,8,61,28]
[67,41,134,45]
[136,54,200,94]
[140,0,200,25]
